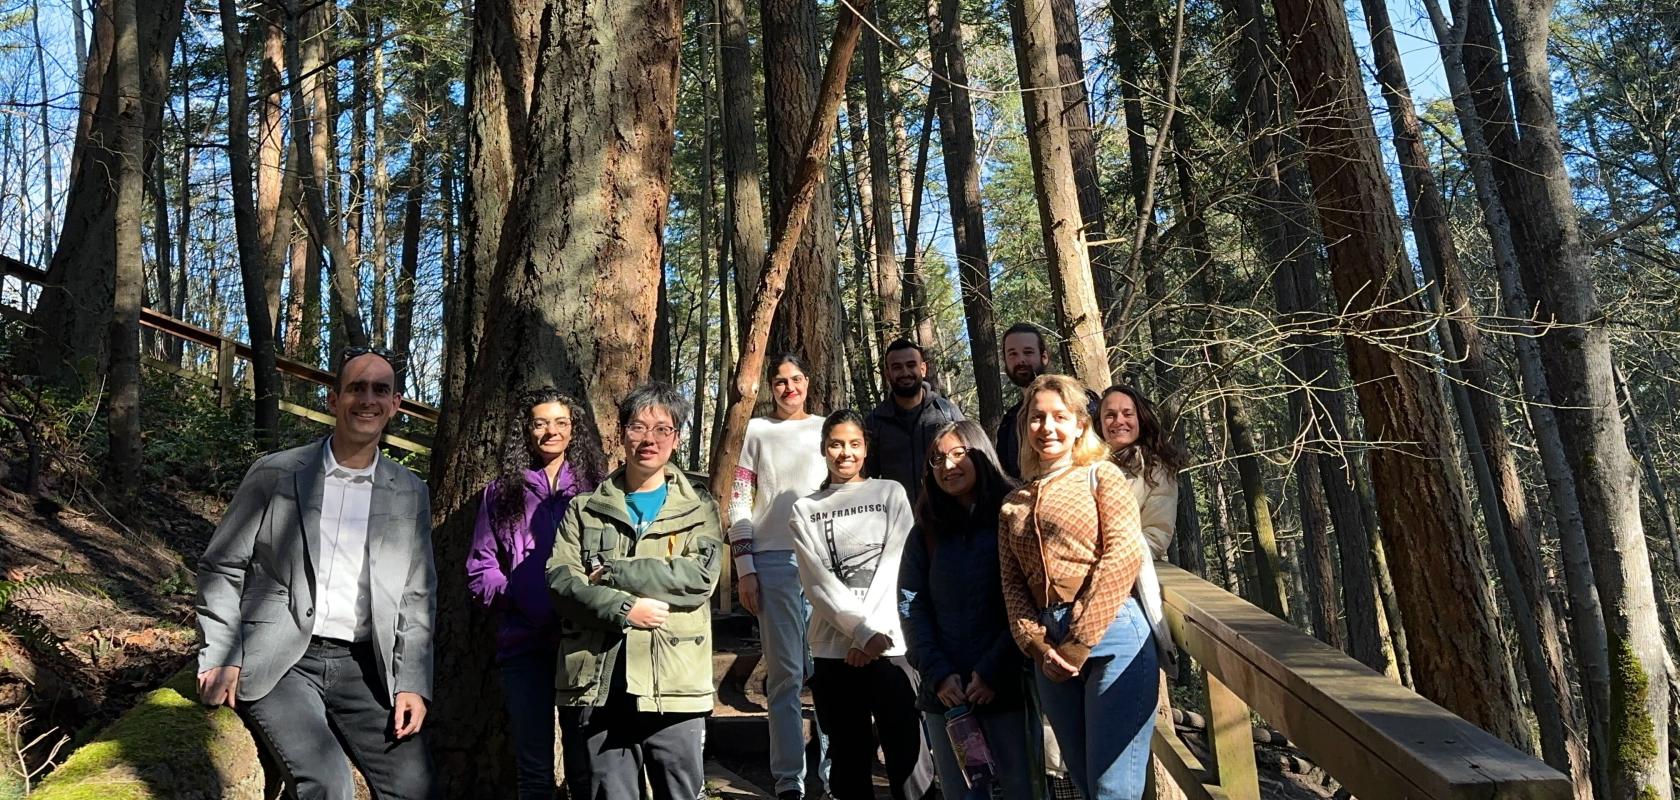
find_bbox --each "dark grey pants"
[244,638,438,800]
[563,693,707,800]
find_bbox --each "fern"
[0,573,104,611]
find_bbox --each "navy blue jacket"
[898,511,1023,714]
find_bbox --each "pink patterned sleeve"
[727,466,758,575]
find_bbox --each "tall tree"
[929,0,1003,431]
[1462,0,1675,787]
[1360,0,1586,784]
[284,0,368,350]
[1008,0,1110,389]
[104,0,143,499]
[1269,0,1530,746]
[23,0,184,386]
[437,0,544,460]
[717,0,769,337]
[218,0,281,449]
[1050,0,1117,353]
[430,0,683,796]
[860,1,902,348]
[762,0,845,406]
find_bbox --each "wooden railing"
[1153,563,1570,800]
[1,256,438,454]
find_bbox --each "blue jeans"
[501,648,588,800]
[924,706,1035,800]
[1034,600,1157,800]
[756,551,830,796]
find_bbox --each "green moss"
[31,670,259,800]
[1609,637,1661,798]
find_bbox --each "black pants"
[810,656,934,800]
[561,660,706,800]
[243,638,437,800]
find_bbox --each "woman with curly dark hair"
[1098,385,1187,560]
[466,387,606,799]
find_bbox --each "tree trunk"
[1051,0,1117,353]
[219,0,281,449]
[1007,0,1109,389]
[900,94,938,351]
[430,0,683,794]
[392,141,425,395]
[930,0,1003,432]
[718,0,769,338]
[284,0,368,350]
[1269,0,1530,745]
[1222,0,1390,674]
[437,0,545,462]
[860,2,901,349]
[103,0,143,500]
[24,0,183,386]
[690,17,717,471]
[1453,0,1670,789]
[1359,0,1584,780]
[762,0,845,407]
[370,18,390,347]
[256,8,287,333]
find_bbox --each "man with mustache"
[863,339,965,503]
[995,323,1099,480]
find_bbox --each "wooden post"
[217,339,237,408]
[1204,670,1260,800]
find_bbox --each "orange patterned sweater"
[998,459,1145,669]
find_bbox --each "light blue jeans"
[1034,599,1157,800]
[924,706,1036,800]
[756,551,830,796]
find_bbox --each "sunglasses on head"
[338,345,403,371]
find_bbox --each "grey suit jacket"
[195,438,437,703]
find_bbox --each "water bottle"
[944,704,997,790]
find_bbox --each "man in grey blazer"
[195,350,438,800]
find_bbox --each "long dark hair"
[817,408,869,489]
[490,388,608,534]
[914,420,1017,537]
[1101,384,1187,486]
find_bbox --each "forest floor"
[0,477,217,786]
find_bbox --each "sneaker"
[777,792,802,800]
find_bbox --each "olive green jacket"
[545,464,723,713]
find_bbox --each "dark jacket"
[995,388,1100,480]
[898,510,1022,714]
[864,389,965,503]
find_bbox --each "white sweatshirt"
[727,415,828,575]
[789,478,912,659]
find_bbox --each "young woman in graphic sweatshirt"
[789,410,934,800]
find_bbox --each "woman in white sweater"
[728,354,831,800]
[790,410,934,800]
[1098,385,1188,560]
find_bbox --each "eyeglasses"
[624,422,678,440]
[929,446,970,469]
[529,418,574,432]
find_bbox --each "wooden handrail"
[2,255,439,424]
[1153,564,1570,800]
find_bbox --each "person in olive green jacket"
[546,381,724,800]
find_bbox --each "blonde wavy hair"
[1017,374,1111,480]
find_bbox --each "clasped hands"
[844,632,892,667]
[935,671,998,707]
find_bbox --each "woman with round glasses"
[899,420,1033,799]
[467,387,606,799]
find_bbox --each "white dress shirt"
[315,439,377,642]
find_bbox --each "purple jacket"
[467,463,591,661]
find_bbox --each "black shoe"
[777,792,802,800]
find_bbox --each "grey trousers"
[563,693,707,800]
[243,638,438,800]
